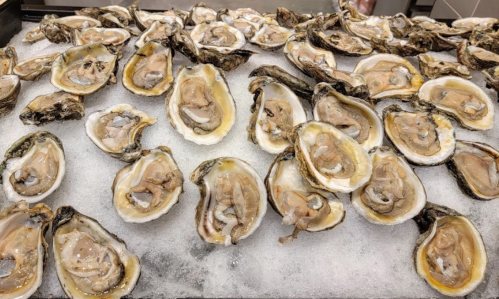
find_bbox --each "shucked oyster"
[413,203,487,296]
[0,75,21,117]
[191,21,246,51]
[0,131,65,203]
[418,54,471,80]
[411,16,469,37]
[113,147,184,223]
[134,21,174,49]
[383,105,456,165]
[292,121,372,193]
[307,28,372,56]
[187,2,217,26]
[483,65,499,94]
[75,6,135,34]
[452,17,498,31]
[52,206,140,297]
[0,201,53,299]
[166,64,236,145]
[351,147,426,225]
[129,5,184,32]
[341,13,393,41]
[247,77,307,154]
[191,157,267,246]
[0,46,17,76]
[71,27,131,55]
[276,7,314,28]
[250,24,293,51]
[13,53,58,81]
[123,40,173,97]
[369,38,428,57]
[19,91,84,126]
[86,104,157,162]
[51,43,118,95]
[22,25,46,44]
[39,14,102,44]
[417,76,494,131]
[457,40,499,70]
[447,140,499,201]
[312,83,383,151]
[266,147,345,243]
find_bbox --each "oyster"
[19,91,84,126]
[383,105,456,165]
[411,16,469,37]
[413,203,487,296]
[39,14,101,43]
[191,157,267,246]
[113,146,184,223]
[75,6,134,33]
[276,7,314,28]
[191,21,246,51]
[0,131,65,203]
[247,77,307,154]
[353,54,424,101]
[389,13,413,38]
[483,65,499,93]
[312,83,383,151]
[123,40,173,97]
[341,13,393,41]
[452,17,498,31]
[250,24,292,50]
[369,38,428,57]
[408,30,460,52]
[22,25,46,43]
[0,201,53,299]
[248,65,313,99]
[469,26,499,54]
[0,46,17,76]
[129,5,184,31]
[13,53,58,81]
[134,21,174,49]
[417,76,494,131]
[266,147,345,243]
[52,206,140,297]
[0,75,21,117]
[71,27,131,54]
[447,141,499,200]
[86,104,156,162]
[292,121,372,193]
[457,40,499,70]
[351,147,426,225]
[217,11,260,39]
[51,43,118,95]
[187,2,217,25]
[166,64,236,145]
[307,28,372,56]
[418,54,471,80]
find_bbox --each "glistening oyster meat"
[19,91,84,126]
[417,54,471,79]
[250,24,292,51]
[113,147,184,223]
[52,206,141,298]
[190,21,246,51]
[85,104,157,162]
[191,157,267,246]
[134,21,174,49]
[351,147,426,225]
[452,17,498,31]
[0,75,21,117]
[13,53,58,81]
[0,131,65,203]
[341,13,393,41]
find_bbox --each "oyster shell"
[51,43,118,95]
[71,27,131,55]
[13,53,58,81]
[247,77,307,154]
[250,24,292,50]
[266,147,345,243]
[447,140,499,200]
[129,5,184,31]
[0,46,17,76]
[292,121,372,193]
[369,38,428,57]
[353,54,424,101]
[411,16,469,37]
[307,29,372,56]
[418,54,471,79]
[22,25,46,44]
[341,13,393,41]
[469,26,499,54]
[165,64,236,145]
[123,40,173,96]
[452,17,498,31]
[191,157,267,246]
[248,65,313,99]
[276,7,314,28]
[457,40,499,70]
[187,2,217,25]
[0,75,21,117]
[0,131,65,203]
[75,6,134,33]
[112,146,184,223]
[312,83,383,151]
[383,105,456,165]
[39,14,102,43]
[191,21,246,51]
[408,30,460,52]
[134,21,174,49]
[0,201,53,299]
[413,203,487,296]
[389,13,413,38]
[351,147,426,225]
[483,65,499,93]
[417,76,494,131]
[52,206,140,297]
[19,91,84,126]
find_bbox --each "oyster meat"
[86,104,157,162]
[452,17,498,31]
[411,16,468,36]
[308,29,372,56]
[191,21,246,51]
[19,91,84,126]
[341,13,393,41]
[39,14,102,43]
[457,40,499,70]
[71,27,131,54]
[13,53,58,81]
[113,147,184,223]
[0,46,17,76]
[22,25,46,44]
[469,26,499,54]
[52,206,140,297]
[191,157,267,246]
[0,75,21,117]
[418,54,471,79]
[187,2,217,25]
[135,21,174,49]
[351,147,426,225]
[129,5,184,31]
[0,131,65,203]
[250,24,292,50]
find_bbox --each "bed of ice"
[1,21,498,298]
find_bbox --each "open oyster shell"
[187,2,217,26]
[166,64,236,145]
[249,65,313,100]
[341,13,393,41]
[51,43,118,95]
[134,21,174,49]
[71,27,131,55]
[19,91,84,126]
[86,104,157,162]
[312,83,383,151]
[191,157,267,246]
[123,40,173,97]
[447,140,499,200]
[276,7,314,28]
[369,38,428,57]
[469,26,499,54]
[413,202,487,297]
[457,40,499,70]
[307,28,372,56]
[351,147,426,225]
[412,16,469,37]
[247,77,307,154]
[266,146,345,243]
[0,131,65,203]
[23,25,46,44]
[52,206,141,297]
[113,146,184,223]
[0,75,21,117]
[191,21,246,51]
[129,5,184,31]
[0,46,17,76]
[417,76,494,131]
[40,14,102,44]
[75,6,134,34]
[292,121,372,193]
[483,65,499,93]
[418,54,471,80]
[452,17,498,31]
[0,201,53,299]
[408,30,461,52]
[383,105,456,165]
[13,53,58,81]
[250,24,292,50]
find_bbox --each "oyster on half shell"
[23,25,46,44]
[191,21,246,51]
[457,40,499,70]
[19,91,84,126]
[0,75,21,117]
[250,24,293,50]
[71,27,131,55]
[13,53,58,81]
[0,46,17,76]
[308,28,372,56]
[418,54,471,79]
[39,14,102,44]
